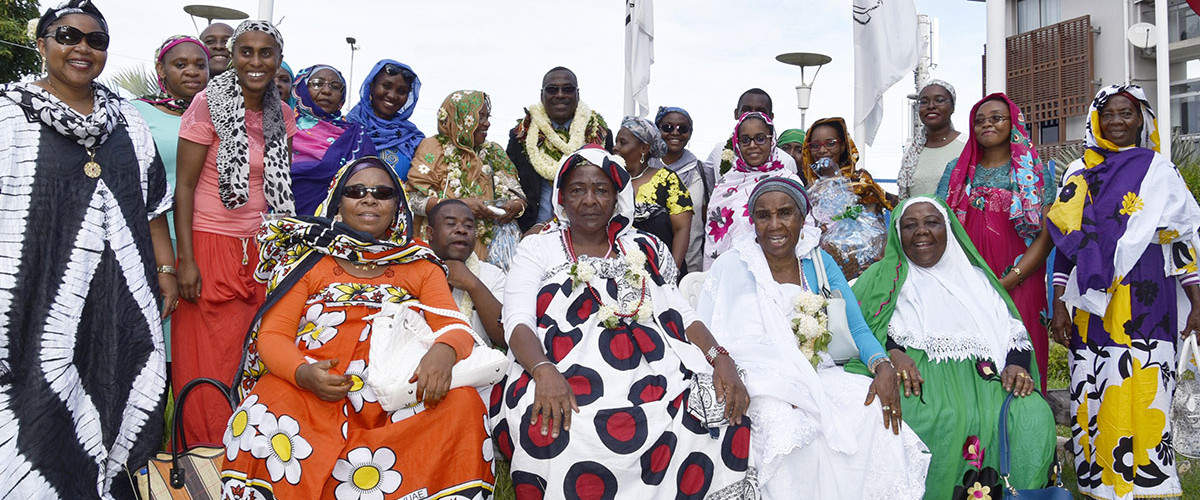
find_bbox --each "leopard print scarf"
[206,20,294,213]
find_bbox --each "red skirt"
[172,230,265,446]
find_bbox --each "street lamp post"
[775,52,832,130]
[346,37,359,107]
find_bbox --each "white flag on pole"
[624,0,654,118]
[853,0,919,146]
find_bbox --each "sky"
[34,0,988,184]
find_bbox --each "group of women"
[3,1,1198,499]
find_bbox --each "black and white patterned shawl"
[206,20,294,214]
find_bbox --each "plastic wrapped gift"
[807,176,887,279]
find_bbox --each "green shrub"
[1047,343,1070,390]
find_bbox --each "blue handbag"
[998,392,1073,499]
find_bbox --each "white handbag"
[1172,334,1200,458]
[364,300,508,411]
[809,248,859,364]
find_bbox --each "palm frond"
[101,65,158,99]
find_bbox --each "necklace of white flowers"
[564,229,653,328]
[526,102,594,180]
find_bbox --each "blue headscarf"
[289,64,377,215]
[654,106,693,127]
[346,59,424,163]
[279,61,296,108]
[292,64,346,130]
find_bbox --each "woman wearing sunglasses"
[651,106,709,274]
[703,112,806,269]
[173,20,298,447]
[935,93,1055,391]
[222,156,495,499]
[346,59,424,181]
[290,64,376,215]
[0,1,176,496]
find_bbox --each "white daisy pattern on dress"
[332,446,403,500]
[344,359,378,412]
[224,394,268,461]
[296,303,345,349]
[250,412,313,484]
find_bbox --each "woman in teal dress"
[851,196,1057,498]
[131,34,210,347]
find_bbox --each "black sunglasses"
[43,25,110,51]
[543,85,577,95]
[660,123,691,134]
[342,185,398,200]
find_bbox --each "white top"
[452,259,506,348]
[908,137,966,197]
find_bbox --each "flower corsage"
[791,291,832,368]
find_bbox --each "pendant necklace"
[83,148,101,178]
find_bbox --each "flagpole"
[1156,0,1172,159]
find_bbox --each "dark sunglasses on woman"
[43,25,110,51]
[343,185,398,200]
[660,124,691,134]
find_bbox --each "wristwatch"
[705,345,730,365]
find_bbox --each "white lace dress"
[699,235,930,500]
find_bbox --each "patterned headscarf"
[346,59,425,157]
[420,89,498,190]
[291,64,347,129]
[1085,84,1160,154]
[137,35,210,112]
[256,156,440,288]
[732,112,786,173]
[1047,85,1200,315]
[799,117,861,179]
[620,115,668,159]
[37,0,106,38]
[206,20,293,213]
[551,145,634,245]
[799,117,892,209]
[945,93,1044,240]
[898,80,956,197]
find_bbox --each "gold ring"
[881,405,890,410]
[900,371,909,380]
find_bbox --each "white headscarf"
[889,197,1030,366]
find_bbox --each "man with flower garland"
[702,88,799,193]
[509,66,613,233]
[427,199,507,348]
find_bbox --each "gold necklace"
[350,261,378,272]
[83,148,101,178]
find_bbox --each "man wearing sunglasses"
[508,67,613,235]
[426,200,507,349]
[702,88,799,193]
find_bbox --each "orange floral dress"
[219,256,494,500]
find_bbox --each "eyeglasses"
[307,78,345,92]
[660,123,691,134]
[972,115,1010,126]
[737,134,771,146]
[43,25,110,51]
[918,96,951,106]
[543,85,577,95]
[807,138,840,151]
[342,185,398,200]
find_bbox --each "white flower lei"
[567,247,654,329]
[791,290,831,368]
[525,101,595,181]
[456,254,483,321]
